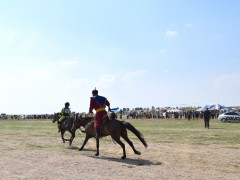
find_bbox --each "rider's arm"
[89,98,94,114]
[106,99,111,111]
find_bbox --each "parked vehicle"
[0,113,8,119]
[218,111,240,122]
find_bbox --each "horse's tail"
[122,121,148,148]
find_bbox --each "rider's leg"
[58,116,65,131]
[95,128,100,139]
[94,113,108,139]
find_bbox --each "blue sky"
[0,0,240,114]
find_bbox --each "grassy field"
[1,118,239,148]
[1,118,240,179]
[130,119,240,146]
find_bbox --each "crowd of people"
[120,109,225,120]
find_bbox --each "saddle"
[99,115,110,137]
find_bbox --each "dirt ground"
[1,130,240,180]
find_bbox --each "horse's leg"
[61,130,71,143]
[79,135,90,151]
[61,130,65,143]
[111,135,126,159]
[69,131,75,146]
[95,138,99,156]
[121,131,141,155]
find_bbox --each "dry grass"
[0,118,240,179]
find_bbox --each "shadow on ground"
[67,146,162,166]
[67,146,96,152]
[91,155,162,166]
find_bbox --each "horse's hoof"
[79,148,83,151]
[136,151,141,155]
[95,152,99,156]
[121,156,126,160]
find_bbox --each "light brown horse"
[71,114,148,159]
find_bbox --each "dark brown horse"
[71,114,148,159]
[71,115,94,133]
[52,112,76,146]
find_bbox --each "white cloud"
[1,29,39,50]
[0,29,18,47]
[184,23,193,28]
[122,70,146,82]
[213,74,240,90]
[212,73,240,106]
[0,28,60,59]
[95,74,116,88]
[0,65,51,91]
[59,60,78,66]
[159,49,167,53]
[166,30,178,38]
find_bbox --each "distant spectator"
[126,111,129,119]
[203,108,211,129]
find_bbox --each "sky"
[0,0,240,114]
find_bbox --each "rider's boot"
[95,128,100,139]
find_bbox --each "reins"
[73,117,92,129]
[73,118,84,129]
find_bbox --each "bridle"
[52,113,61,123]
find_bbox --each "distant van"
[1,113,8,119]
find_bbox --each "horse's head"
[71,114,83,132]
[52,112,61,123]
[109,112,117,120]
[71,113,94,132]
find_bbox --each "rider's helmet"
[92,88,98,96]
[65,102,70,107]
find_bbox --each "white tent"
[167,109,182,112]
[197,104,224,111]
